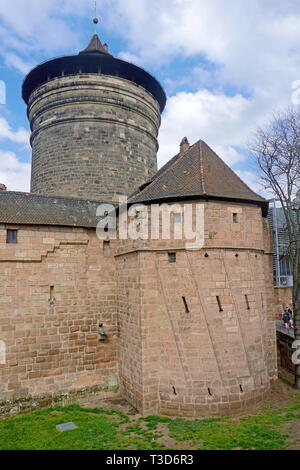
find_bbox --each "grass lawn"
[1,392,300,450]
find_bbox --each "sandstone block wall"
[0,225,118,402]
[116,201,277,416]
[116,252,143,410]
[0,200,277,417]
[27,75,161,201]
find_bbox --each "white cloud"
[235,170,275,198]
[0,117,30,145]
[0,117,31,191]
[1,1,299,103]
[0,0,89,55]
[157,89,251,167]
[0,150,30,191]
[118,51,144,66]
[4,53,33,75]
[102,0,300,95]
[100,0,300,195]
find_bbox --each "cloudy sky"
[0,0,299,193]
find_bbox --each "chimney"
[180,137,190,154]
[0,184,7,191]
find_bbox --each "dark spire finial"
[93,1,99,34]
[79,1,111,55]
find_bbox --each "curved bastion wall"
[27,74,161,202]
[115,200,277,416]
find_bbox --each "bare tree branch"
[248,106,300,388]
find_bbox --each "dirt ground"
[73,368,300,450]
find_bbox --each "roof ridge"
[201,140,266,201]
[129,144,194,202]
[0,190,110,205]
[137,152,180,191]
[199,141,206,196]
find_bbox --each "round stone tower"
[22,34,166,202]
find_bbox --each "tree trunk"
[293,259,300,389]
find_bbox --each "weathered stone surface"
[116,201,277,416]
[28,75,161,202]
[0,226,118,402]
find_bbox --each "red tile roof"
[129,140,268,216]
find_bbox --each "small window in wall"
[50,285,54,299]
[233,213,238,223]
[168,252,176,263]
[245,295,250,310]
[6,230,17,244]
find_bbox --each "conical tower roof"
[22,34,166,111]
[79,33,111,55]
[129,139,268,216]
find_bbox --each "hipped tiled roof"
[0,191,107,227]
[129,140,268,216]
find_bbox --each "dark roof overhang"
[126,194,269,218]
[22,53,166,112]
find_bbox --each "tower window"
[6,230,17,244]
[233,213,238,223]
[168,252,176,263]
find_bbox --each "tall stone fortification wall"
[27,74,161,202]
[0,200,277,416]
[116,201,277,416]
[0,225,118,404]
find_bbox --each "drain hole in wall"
[208,387,212,396]
[205,253,209,258]
[173,386,177,396]
[240,385,243,393]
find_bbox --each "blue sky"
[0,0,300,193]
